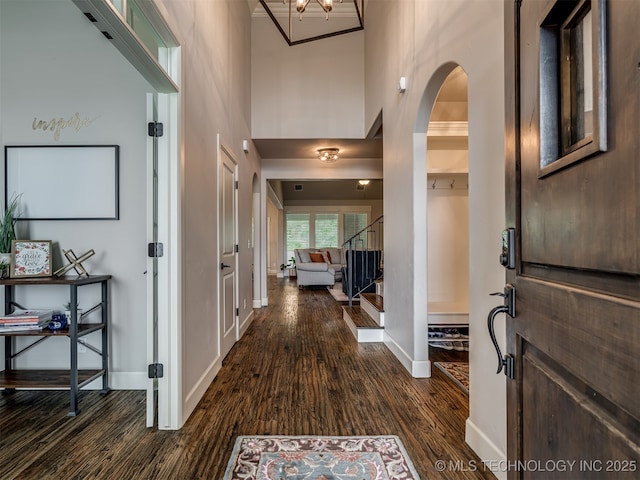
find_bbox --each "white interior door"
[218,140,238,359]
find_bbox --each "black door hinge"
[148,122,164,137]
[148,363,164,379]
[236,307,239,316]
[148,242,164,258]
[235,180,238,190]
[235,244,239,253]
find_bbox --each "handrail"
[341,215,383,307]
[342,215,383,249]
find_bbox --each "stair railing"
[342,215,383,307]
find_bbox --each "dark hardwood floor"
[0,277,493,479]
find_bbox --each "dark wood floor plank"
[0,277,492,479]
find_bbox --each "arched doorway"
[426,67,470,376]
[414,62,471,390]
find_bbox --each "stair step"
[360,293,384,311]
[343,306,380,328]
[342,306,384,343]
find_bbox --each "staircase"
[342,215,383,307]
[342,279,385,342]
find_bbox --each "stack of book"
[0,309,54,332]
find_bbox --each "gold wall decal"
[32,113,99,141]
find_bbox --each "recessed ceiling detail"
[258,0,364,46]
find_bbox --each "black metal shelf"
[0,276,111,416]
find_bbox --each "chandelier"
[259,0,364,46]
[293,0,340,20]
[318,148,340,162]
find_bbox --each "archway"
[426,67,470,373]
[414,62,470,384]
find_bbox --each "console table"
[0,275,111,416]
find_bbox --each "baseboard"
[183,354,222,421]
[261,297,269,307]
[252,299,262,308]
[109,371,147,390]
[383,332,431,378]
[358,328,384,343]
[239,310,254,337]
[465,418,507,480]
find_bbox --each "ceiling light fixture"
[358,179,370,186]
[293,0,339,20]
[318,148,339,162]
[259,0,364,46]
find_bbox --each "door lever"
[220,263,231,270]
[487,284,516,378]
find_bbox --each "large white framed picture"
[4,145,119,220]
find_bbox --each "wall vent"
[356,184,365,191]
[294,184,303,191]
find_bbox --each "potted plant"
[287,256,296,277]
[0,259,9,279]
[0,195,20,273]
[279,257,297,278]
[279,261,291,275]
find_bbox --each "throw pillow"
[298,250,311,263]
[309,252,325,263]
[321,250,332,264]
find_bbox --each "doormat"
[223,435,421,480]
[327,282,359,303]
[434,362,469,395]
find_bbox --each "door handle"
[487,284,516,378]
[220,263,231,270]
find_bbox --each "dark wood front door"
[504,0,639,478]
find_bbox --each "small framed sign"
[10,240,53,278]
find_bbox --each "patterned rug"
[434,362,469,395]
[223,435,421,479]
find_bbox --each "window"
[315,214,339,248]
[538,0,606,176]
[286,213,310,261]
[343,213,369,249]
[285,210,370,260]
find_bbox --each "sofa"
[294,247,344,288]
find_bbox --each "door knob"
[487,284,516,378]
[220,263,231,270]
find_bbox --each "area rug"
[327,282,359,303]
[223,435,421,480]
[434,362,469,395]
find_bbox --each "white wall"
[0,0,151,389]
[364,0,507,475]
[252,17,364,139]
[155,0,260,423]
[427,186,469,310]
